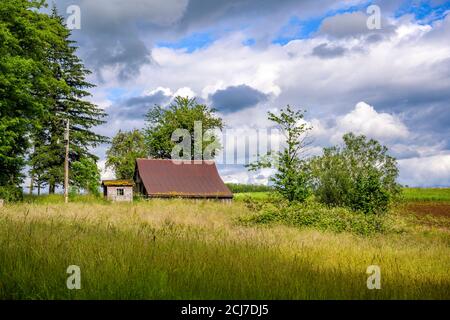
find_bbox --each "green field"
[0,189,449,300]
[235,188,450,202]
[402,188,450,202]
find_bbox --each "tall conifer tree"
[29,7,107,194]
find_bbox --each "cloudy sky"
[54,0,450,187]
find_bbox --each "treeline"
[225,184,273,193]
[0,1,107,201]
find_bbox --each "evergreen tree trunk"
[49,182,56,194]
[29,173,35,195]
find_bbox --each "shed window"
[117,188,124,196]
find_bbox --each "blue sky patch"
[271,2,372,45]
[395,0,450,24]
[156,32,217,53]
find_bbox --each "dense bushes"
[310,133,401,214]
[0,186,23,202]
[226,183,273,193]
[240,197,390,235]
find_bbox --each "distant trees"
[145,97,224,160]
[106,130,147,180]
[71,158,101,196]
[226,183,273,193]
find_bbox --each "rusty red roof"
[135,159,233,199]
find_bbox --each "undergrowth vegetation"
[239,196,392,236]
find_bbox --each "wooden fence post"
[0,199,4,208]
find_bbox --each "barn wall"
[106,186,133,202]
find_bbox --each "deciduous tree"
[248,106,312,202]
[310,133,401,214]
[145,97,223,160]
[106,130,147,180]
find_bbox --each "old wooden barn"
[134,159,233,201]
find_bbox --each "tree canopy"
[310,133,401,214]
[0,0,62,193]
[247,105,312,202]
[145,97,223,160]
[106,130,147,180]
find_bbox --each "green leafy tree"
[106,130,147,180]
[248,106,312,202]
[310,133,401,214]
[0,0,63,197]
[28,7,107,194]
[71,157,101,196]
[145,97,224,160]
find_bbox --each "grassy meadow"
[0,189,449,300]
[402,188,450,202]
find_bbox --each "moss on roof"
[102,180,134,187]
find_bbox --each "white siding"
[106,186,133,202]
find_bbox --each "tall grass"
[0,200,449,299]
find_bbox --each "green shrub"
[240,198,389,236]
[310,133,401,214]
[0,185,23,202]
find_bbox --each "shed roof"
[135,159,233,199]
[102,180,134,187]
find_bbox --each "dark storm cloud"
[86,26,152,81]
[125,90,170,107]
[210,85,269,114]
[312,43,346,59]
[108,89,171,120]
[55,0,186,81]
[54,0,342,80]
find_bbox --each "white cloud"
[308,101,410,146]
[173,87,196,98]
[331,101,409,143]
[398,154,450,187]
[145,86,173,97]
[98,160,115,181]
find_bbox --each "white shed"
[102,180,134,202]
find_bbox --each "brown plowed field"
[406,202,450,218]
